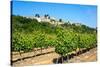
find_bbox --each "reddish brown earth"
[12,48,97,66]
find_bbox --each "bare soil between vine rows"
[12,48,97,66]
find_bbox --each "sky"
[11,1,97,28]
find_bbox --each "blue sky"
[12,1,97,28]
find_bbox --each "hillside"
[12,15,96,34]
[11,15,97,65]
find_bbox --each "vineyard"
[11,15,97,65]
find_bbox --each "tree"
[59,19,62,22]
[35,14,40,18]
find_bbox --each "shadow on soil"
[11,46,96,65]
[53,48,92,64]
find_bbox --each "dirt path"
[12,48,97,66]
[12,47,55,61]
[12,51,60,66]
[12,47,60,66]
[67,48,97,63]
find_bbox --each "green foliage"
[55,28,97,56]
[12,15,97,58]
[12,32,34,52]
